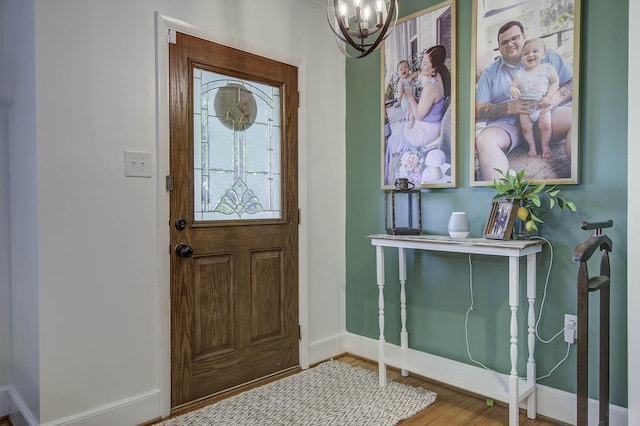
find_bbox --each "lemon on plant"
[525,220,536,232]
[517,206,529,221]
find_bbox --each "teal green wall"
[345,0,629,406]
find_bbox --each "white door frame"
[154,12,310,418]
[628,4,639,423]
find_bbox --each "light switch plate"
[124,150,152,178]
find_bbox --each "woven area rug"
[158,360,437,425]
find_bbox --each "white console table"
[369,234,545,425]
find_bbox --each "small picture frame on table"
[483,200,516,240]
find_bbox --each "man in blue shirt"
[475,21,573,181]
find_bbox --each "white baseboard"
[3,385,160,426]
[345,332,628,426]
[39,390,160,426]
[0,386,9,417]
[308,333,348,365]
[535,382,628,426]
[0,386,11,417]
[4,386,37,426]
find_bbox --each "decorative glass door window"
[193,67,281,221]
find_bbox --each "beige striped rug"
[158,360,436,425]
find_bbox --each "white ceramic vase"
[448,212,470,238]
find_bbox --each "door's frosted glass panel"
[194,68,282,221]
[207,119,235,171]
[193,119,202,170]
[194,168,203,220]
[193,72,202,118]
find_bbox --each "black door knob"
[175,243,193,258]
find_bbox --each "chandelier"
[326,0,398,58]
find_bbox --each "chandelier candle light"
[326,0,398,58]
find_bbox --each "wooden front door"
[169,32,299,408]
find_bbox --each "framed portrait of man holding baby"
[471,0,581,186]
[381,0,457,189]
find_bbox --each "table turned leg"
[398,247,408,377]
[376,245,387,386]
[508,256,520,426]
[526,252,537,419]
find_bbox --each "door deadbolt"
[175,218,187,230]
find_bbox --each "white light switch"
[124,150,152,178]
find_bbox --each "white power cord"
[464,254,500,374]
[537,342,572,380]
[531,236,566,344]
[465,238,574,379]
[530,236,574,379]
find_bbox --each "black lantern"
[384,189,422,235]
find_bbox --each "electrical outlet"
[564,314,577,344]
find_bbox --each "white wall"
[0,102,10,388]
[628,0,639,423]
[0,0,12,389]
[5,0,41,421]
[1,0,346,424]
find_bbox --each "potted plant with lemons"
[488,168,577,239]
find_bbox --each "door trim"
[154,12,310,419]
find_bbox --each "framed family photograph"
[471,0,581,186]
[381,0,456,189]
[483,200,516,240]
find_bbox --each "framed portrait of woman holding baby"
[471,0,581,186]
[381,0,457,189]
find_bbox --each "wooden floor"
[340,355,568,425]
[145,354,569,426]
